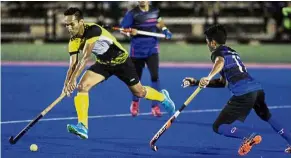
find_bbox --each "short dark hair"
[204,24,227,44]
[64,7,83,20]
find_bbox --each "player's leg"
[212,92,261,156]
[146,53,162,117]
[129,82,175,115]
[115,58,175,115]
[67,63,111,139]
[253,90,291,153]
[130,57,145,116]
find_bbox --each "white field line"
[1,105,291,125]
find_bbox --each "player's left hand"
[182,77,197,88]
[67,79,77,94]
[62,85,71,97]
[162,29,172,39]
[199,77,211,88]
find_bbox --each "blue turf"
[1,66,291,158]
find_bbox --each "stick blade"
[151,145,158,151]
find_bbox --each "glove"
[181,77,198,88]
[162,27,172,39]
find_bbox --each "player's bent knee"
[77,83,92,93]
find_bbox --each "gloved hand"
[162,27,172,39]
[181,77,198,88]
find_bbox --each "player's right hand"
[181,77,197,88]
[162,29,172,39]
[130,29,138,36]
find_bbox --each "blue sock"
[151,80,160,107]
[268,116,291,144]
[218,124,251,139]
[132,95,139,102]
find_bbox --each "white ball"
[30,144,38,152]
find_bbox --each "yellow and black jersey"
[68,23,128,65]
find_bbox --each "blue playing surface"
[2,66,291,158]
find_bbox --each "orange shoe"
[238,134,262,156]
[285,145,291,154]
[151,105,162,117]
[130,101,139,117]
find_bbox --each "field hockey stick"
[9,93,66,145]
[149,87,203,151]
[111,26,166,38]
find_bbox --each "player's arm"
[62,39,80,96]
[156,15,172,39]
[207,56,225,79]
[182,76,226,88]
[67,41,95,85]
[63,54,78,91]
[199,56,225,87]
[206,75,227,88]
[156,17,166,29]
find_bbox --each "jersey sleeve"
[68,38,81,55]
[120,11,134,28]
[85,25,102,44]
[211,49,224,63]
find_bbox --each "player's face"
[138,1,149,7]
[206,38,216,52]
[64,15,83,36]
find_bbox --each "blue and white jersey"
[211,45,262,96]
[120,5,160,58]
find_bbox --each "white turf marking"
[1,105,291,125]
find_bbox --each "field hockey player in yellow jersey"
[62,7,175,139]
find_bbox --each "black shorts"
[87,58,140,86]
[131,53,159,80]
[214,90,270,126]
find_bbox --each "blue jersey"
[211,45,262,96]
[120,6,160,58]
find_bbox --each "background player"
[120,1,172,117]
[62,7,175,139]
[182,25,291,155]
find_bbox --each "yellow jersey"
[68,23,128,65]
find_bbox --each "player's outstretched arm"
[182,76,226,88]
[62,54,78,96]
